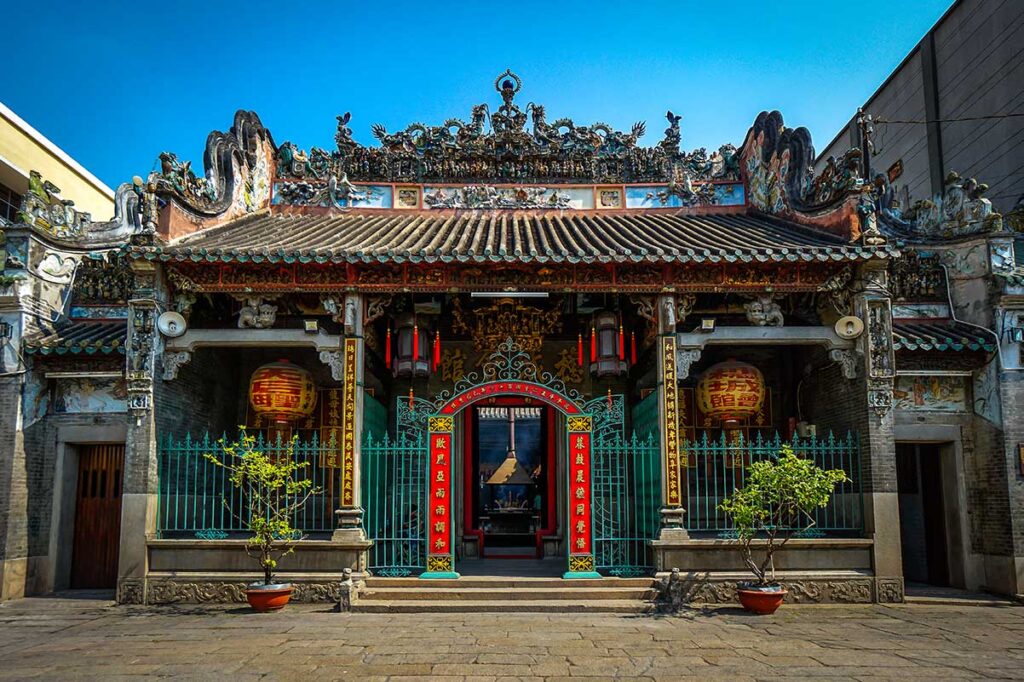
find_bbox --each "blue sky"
[3,0,953,192]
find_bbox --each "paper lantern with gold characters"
[249,359,318,424]
[696,360,765,426]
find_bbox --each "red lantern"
[385,327,392,369]
[249,360,318,426]
[696,360,766,426]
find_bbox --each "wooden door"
[70,444,124,589]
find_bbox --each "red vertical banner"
[340,338,358,507]
[423,416,457,577]
[565,415,599,578]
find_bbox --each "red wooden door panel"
[70,444,124,589]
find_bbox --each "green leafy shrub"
[719,445,848,586]
[205,429,322,586]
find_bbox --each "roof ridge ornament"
[494,69,522,106]
[274,72,742,187]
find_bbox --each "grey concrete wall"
[817,0,1024,214]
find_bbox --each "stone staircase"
[354,576,660,613]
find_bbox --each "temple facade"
[2,72,1022,605]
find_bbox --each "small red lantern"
[249,359,318,426]
[696,360,765,426]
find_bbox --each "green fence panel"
[683,431,863,535]
[157,432,339,538]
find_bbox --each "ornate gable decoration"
[16,171,92,239]
[869,171,1005,242]
[275,70,741,188]
[9,170,147,249]
[433,336,585,410]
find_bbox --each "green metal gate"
[361,395,428,576]
[590,394,661,576]
[592,433,661,575]
[361,431,428,576]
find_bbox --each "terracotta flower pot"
[736,585,787,614]
[245,583,293,612]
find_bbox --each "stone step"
[360,586,657,601]
[353,599,656,614]
[363,576,657,589]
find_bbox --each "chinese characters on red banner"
[568,430,592,555]
[428,430,452,558]
[439,381,582,415]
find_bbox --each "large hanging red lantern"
[249,359,318,426]
[696,360,765,426]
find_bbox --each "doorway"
[895,443,950,587]
[70,444,124,589]
[465,405,555,559]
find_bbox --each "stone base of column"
[874,576,905,603]
[658,507,689,542]
[332,508,366,543]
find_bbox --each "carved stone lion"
[744,295,784,327]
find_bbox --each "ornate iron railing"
[361,432,428,576]
[592,432,661,575]
[683,432,863,535]
[156,433,339,538]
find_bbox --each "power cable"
[875,113,1024,124]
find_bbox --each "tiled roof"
[24,321,126,355]
[893,321,995,353]
[127,210,896,265]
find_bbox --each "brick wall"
[999,372,1024,556]
[154,346,338,442]
[801,363,895,495]
[0,375,26,563]
[154,348,241,440]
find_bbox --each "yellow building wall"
[0,106,114,221]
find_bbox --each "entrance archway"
[420,343,600,580]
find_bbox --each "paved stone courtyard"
[1,596,1024,680]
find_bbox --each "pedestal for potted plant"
[736,583,787,615]
[246,583,294,612]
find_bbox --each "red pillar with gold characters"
[564,415,600,579]
[421,415,459,579]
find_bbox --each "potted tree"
[719,444,848,614]
[205,429,321,612]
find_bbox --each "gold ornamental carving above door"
[452,297,562,356]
